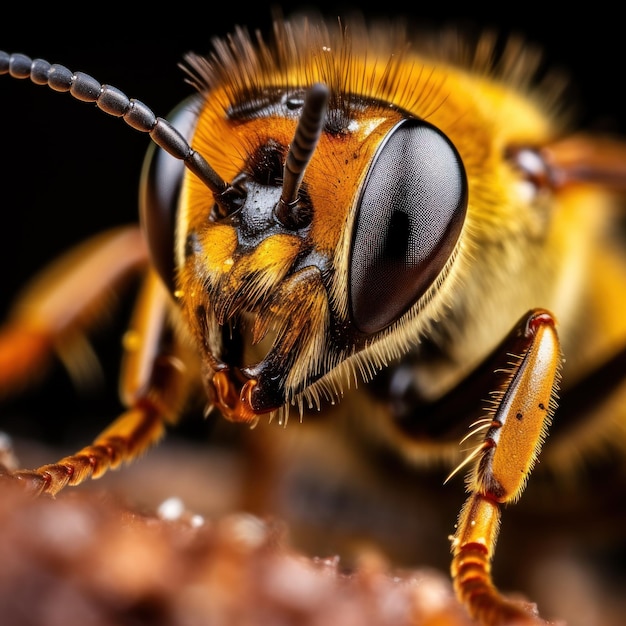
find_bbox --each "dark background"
[0,4,624,445]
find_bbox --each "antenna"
[0,51,228,195]
[275,82,329,229]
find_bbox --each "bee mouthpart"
[209,356,290,424]
[210,367,262,424]
[196,264,327,423]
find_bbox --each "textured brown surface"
[8,434,626,626]
[0,475,476,626]
[5,430,626,626]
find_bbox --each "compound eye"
[349,119,468,334]
[139,95,201,292]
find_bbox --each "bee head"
[160,21,468,422]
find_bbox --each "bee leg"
[449,309,562,625]
[0,226,148,396]
[8,268,190,497]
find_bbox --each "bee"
[2,13,626,626]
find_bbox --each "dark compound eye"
[139,95,201,292]
[349,119,468,335]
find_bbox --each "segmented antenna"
[0,51,228,195]
[275,82,329,229]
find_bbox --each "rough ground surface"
[0,475,475,626]
[7,434,625,626]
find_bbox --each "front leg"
[449,310,562,625]
[0,226,148,395]
[7,269,192,496]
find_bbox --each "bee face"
[166,18,568,423]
